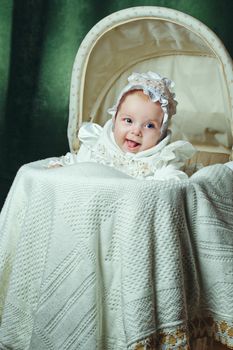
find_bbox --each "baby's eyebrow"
[145,119,158,124]
[121,113,133,118]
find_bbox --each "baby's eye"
[124,117,132,124]
[145,123,155,129]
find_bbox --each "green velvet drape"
[0,0,232,208]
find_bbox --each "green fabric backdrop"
[0,0,233,208]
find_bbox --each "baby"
[49,72,197,180]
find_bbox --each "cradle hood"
[68,6,233,159]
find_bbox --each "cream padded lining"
[183,151,229,175]
[84,18,215,123]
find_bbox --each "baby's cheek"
[113,128,123,147]
[146,131,161,146]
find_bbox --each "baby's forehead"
[118,94,163,124]
[121,92,163,112]
[124,89,152,101]
[122,90,162,106]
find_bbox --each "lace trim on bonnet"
[107,71,178,136]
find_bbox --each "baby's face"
[113,91,163,153]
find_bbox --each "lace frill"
[90,142,191,180]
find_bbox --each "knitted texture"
[0,161,233,349]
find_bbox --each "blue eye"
[146,123,155,129]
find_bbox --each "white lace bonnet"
[107,71,178,135]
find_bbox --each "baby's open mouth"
[126,139,141,149]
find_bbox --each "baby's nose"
[131,124,142,136]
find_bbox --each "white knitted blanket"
[0,161,233,350]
